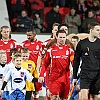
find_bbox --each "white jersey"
[0,65,4,89]
[3,61,14,91]
[4,67,33,94]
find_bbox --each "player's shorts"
[80,70,100,94]
[49,81,70,98]
[34,82,42,92]
[2,91,9,100]
[9,89,25,100]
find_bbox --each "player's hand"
[20,24,24,27]
[16,24,20,27]
[0,90,4,96]
[38,77,44,83]
[72,79,77,86]
[46,89,49,96]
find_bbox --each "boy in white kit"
[0,53,38,100]
[2,48,18,100]
[0,50,7,100]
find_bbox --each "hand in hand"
[38,77,44,83]
[20,24,24,27]
[17,24,20,27]
[72,79,77,86]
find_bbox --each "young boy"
[0,50,7,100]
[21,48,38,100]
[0,53,38,100]
[2,48,18,100]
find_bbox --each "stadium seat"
[44,7,52,28]
[96,16,100,23]
[11,18,17,31]
[59,7,70,23]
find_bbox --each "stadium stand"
[44,7,70,28]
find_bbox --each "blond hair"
[13,53,22,61]
[0,50,6,60]
[0,26,10,32]
[52,23,60,30]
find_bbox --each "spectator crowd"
[0,0,100,100]
[5,0,100,34]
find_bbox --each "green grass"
[39,96,100,100]
[39,96,45,100]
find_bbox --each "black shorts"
[80,69,100,95]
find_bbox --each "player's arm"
[36,55,42,74]
[2,64,10,84]
[25,69,38,82]
[39,50,51,83]
[36,43,48,74]
[73,42,82,85]
[40,50,51,77]
[0,69,11,94]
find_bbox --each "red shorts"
[45,69,50,89]
[34,82,42,92]
[49,80,70,98]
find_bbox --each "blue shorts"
[2,91,9,100]
[9,89,25,100]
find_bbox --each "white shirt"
[4,67,33,94]
[0,65,4,89]
[3,61,14,91]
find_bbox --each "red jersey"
[0,39,19,63]
[21,39,43,65]
[39,38,56,58]
[40,44,74,83]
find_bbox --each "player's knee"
[51,95,59,100]
[81,96,88,100]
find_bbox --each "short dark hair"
[71,36,79,41]
[21,48,29,53]
[26,28,36,34]
[10,48,18,57]
[88,9,95,14]
[53,4,59,8]
[56,30,66,37]
[22,9,28,14]
[88,22,100,31]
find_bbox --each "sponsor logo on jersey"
[13,78,23,83]
[28,64,32,68]
[25,44,30,46]
[10,43,13,49]
[20,72,24,77]
[36,45,39,50]
[66,50,69,55]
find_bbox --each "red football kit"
[0,39,19,63]
[21,39,43,65]
[40,44,74,98]
[39,38,56,89]
[21,39,43,91]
